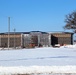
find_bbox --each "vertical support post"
[21,34,23,48]
[48,33,51,47]
[38,34,40,47]
[8,17,10,50]
[14,28,16,48]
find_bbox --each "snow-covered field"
[0,45,76,75]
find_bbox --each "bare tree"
[64,11,76,32]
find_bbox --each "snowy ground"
[0,45,76,75]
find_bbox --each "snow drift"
[0,66,76,75]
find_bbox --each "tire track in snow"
[0,56,76,62]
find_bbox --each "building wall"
[22,34,31,48]
[40,34,49,47]
[23,32,49,47]
[0,34,21,47]
[51,33,73,46]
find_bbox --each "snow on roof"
[48,32,73,34]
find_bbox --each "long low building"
[0,31,73,48]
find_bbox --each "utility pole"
[0,35,1,47]
[8,17,10,50]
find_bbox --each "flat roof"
[0,31,73,35]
